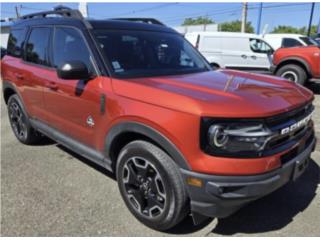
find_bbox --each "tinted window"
[250,38,273,54]
[299,37,318,46]
[94,30,209,78]
[282,38,303,48]
[53,27,93,71]
[25,28,51,66]
[7,29,26,58]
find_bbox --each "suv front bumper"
[181,137,317,219]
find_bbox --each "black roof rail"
[20,6,84,20]
[111,18,165,26]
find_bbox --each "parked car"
[2,7,317,231]
[272,45,320,85]
[185,31,274,72]
[263,33,318,50]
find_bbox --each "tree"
[271,25,302,34]
[271,25,318,35]
[182,16,214,26]
[219,20,254,33]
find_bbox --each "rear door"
[42,26,104,148]
[16,26,52,118]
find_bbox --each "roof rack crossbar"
[111,18,165,26]
[20,6,84,20]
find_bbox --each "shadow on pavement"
[56,144,116,180]
[211,159,319,235]
[307,81,320,95]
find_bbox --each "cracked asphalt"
[1,81,320,237]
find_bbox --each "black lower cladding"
[181,136,316,218]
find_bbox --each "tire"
[7,94,43,145]
[116,140,189,231]
[276,64,308,85]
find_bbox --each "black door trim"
[29,118,113,172]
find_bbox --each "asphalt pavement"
[1,82,320,237]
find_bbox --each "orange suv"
[272,45,320,85]
[1,7,317,230]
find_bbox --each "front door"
[43,26,104,148]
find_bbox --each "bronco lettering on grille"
[280,111,314,135]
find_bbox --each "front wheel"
[116,140,189,231]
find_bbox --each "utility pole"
[241,2,248,33]
[15,5,20,18]
[307,2,315,36]
[256,3,263,35]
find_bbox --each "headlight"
[201,119,273,158]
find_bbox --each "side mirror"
[57,61,93,80]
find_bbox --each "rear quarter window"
[7,29,26,58]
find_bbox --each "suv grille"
[262,102,315,157]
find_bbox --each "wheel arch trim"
[276,57,311,75]
[105,121,191,170]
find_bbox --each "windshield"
[300,37,318,46]
[94,30,210,78]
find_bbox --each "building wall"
[1,26,11,48]
[174,24,218,34]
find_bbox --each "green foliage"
[182,16,214,26]
[219,20,254,33]
[271,25,318,35]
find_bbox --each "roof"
[11,17,177,34]
[88,19,176,33]
[264,33,305,38]
[185,31,260,38]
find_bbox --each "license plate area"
[292,157,309,181]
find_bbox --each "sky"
[1,2,319,33]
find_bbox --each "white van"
[262,34,318,50]
[185,32,274,72]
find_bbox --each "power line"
[163,3,312,25]
[106,3,179,18]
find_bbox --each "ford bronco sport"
[272,45,320,85]
[1,7,317,231]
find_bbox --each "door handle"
[15,73,24,80]
[251,55,257,60]
[241,55,247,59]
[46,82,58,91]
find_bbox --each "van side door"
[221,37,252,69]
[248,38,274,71]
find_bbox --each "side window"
[7,29,26,58]
[282,38,303,48]
[250,38,273,54]
[25,27,51,66]
[52,27,93,72]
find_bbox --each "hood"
[112,70,313,118]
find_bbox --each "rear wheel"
[276,64,308,85]
[7,94,43,145]
[116,140,189,231]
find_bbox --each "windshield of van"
[94,30,210,78]
[300,37,318,46]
